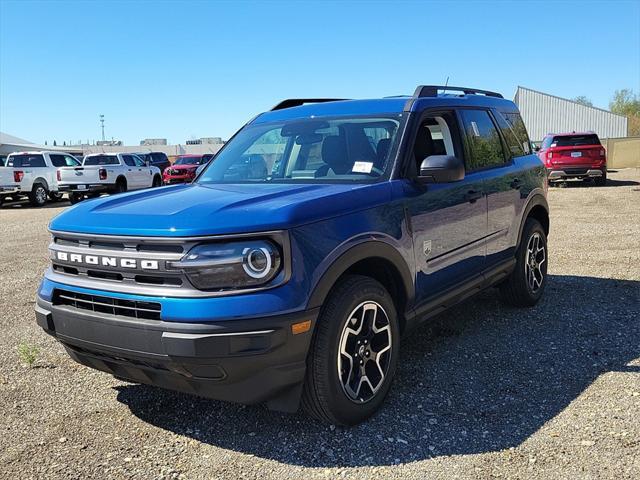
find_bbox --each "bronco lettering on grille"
[55,251,159,270]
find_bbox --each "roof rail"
[270,98,348,111]
[403,85,504,111]
[412,85,504,98]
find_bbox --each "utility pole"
[100,114,105,141]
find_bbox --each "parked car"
[58,153,163,204]
[35,85,549,425]
[0,167,20,206]
[163,154,214,184]
[537,132,607,185]
[5,151,81,206]
[134,152,171,174]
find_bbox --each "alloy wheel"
[35,187,47,205]
[337,301,392,403]
[525,232,546,293]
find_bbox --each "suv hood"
[50,182,391,236]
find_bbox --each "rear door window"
[7,154,46,167]
[459,109,507,171]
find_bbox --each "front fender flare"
[307,239,414,312]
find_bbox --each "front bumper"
[547,167,605,180]
[163,174,194,184]
[57,183,115,194]
[35,294,318,411]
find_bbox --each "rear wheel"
[594,172,607,186]
[302,275,400,425]
[114,178,127,194]
[499,218,548,307]
[49,192,64,202]
[69,192,84,204]
[29,183,48,207]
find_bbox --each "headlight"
[169,240,282,290]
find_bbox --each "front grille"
[53,289,161,320]
[49,232,191,293]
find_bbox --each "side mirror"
[418,155,465,183]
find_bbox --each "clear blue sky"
[1,0,639,145]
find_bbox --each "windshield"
[197,116,401,184]
[84,155,119,166]
[175,156,203,165]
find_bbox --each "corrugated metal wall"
[514,87,628,142]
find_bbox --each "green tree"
[53,140,57,146]
[610,89,640,136]
[572,96,593,107]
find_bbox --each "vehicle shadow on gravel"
[553,178,639,188]
[116,274,639,467]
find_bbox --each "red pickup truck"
[537,132,607,186]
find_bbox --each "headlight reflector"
[171,240,281,290]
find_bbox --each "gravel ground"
[1,170,639,479]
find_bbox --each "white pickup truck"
[0,167,20,206]
[58,153,162,204]
[5,151,81,206]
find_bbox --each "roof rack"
[403,85,503,111]
[270,98,348,111]
[412,85,503,98]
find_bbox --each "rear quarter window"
[500,112,531,154]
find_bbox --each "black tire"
[69,192,84,204]
[499,218,548,307]
[302,275,400,426]
[49,192,64,202]
[114,178,127,194]
[29,183,48,207]
[152,175,162,188]
[594,172,607,186]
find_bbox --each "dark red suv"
[537,132,607,186]
[163,154,214,184]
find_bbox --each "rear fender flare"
[516,191,549,249]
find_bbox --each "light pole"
[100,115,105,141]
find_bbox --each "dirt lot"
[1,170,638,479]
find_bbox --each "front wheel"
[302,275,400,425]
[499,218,548,307]
[152,175,162,188]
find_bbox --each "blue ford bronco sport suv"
[36,85,549,425]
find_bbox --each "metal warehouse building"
[514,86,628,142]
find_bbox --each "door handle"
[510,178,522,190]
[465,190,483,203]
